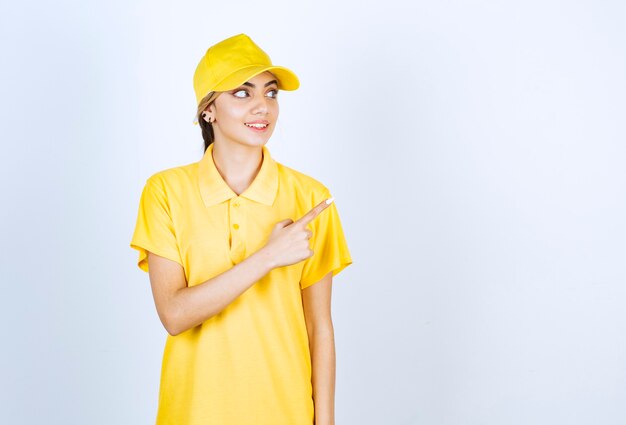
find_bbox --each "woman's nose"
[251,95,269,114]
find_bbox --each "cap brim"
[213,64,300,92]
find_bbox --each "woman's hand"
[261,197,334,269]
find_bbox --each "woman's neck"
[211,141,264,196]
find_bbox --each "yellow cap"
[192,33,300,123]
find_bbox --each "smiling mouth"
[245,123,269,129]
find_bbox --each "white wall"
[1,0,625,423]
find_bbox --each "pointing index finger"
[295,197,335,227]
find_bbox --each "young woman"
[130,33,352,425]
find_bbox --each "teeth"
[245,123,267,128]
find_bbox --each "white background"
[1,1,625,424]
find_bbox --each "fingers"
[294,197,334,227]
[273,218,294,231]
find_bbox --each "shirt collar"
[198,143,278,207]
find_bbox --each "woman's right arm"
[147,248,274,336]
[147,197,333,336]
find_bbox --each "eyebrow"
[241,79,279,88]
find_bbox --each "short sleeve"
[130,177,183,273]
[300,188,353,289]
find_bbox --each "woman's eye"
[233,89,278,98]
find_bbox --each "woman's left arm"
[302,271,336,425]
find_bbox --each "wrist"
[252,247,276,274]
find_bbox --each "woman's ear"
[202,106,214,123]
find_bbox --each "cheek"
[220,105,246,123]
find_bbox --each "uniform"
[130,142,353,424]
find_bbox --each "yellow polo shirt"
[130,142,352,425]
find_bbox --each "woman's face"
[205,71,279,148]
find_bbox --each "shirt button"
[233,201,240,207]
[233,223,239,230]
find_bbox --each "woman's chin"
[242,132,274,146]
[236,138,271,149]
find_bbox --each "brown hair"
[196,91,222,152]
